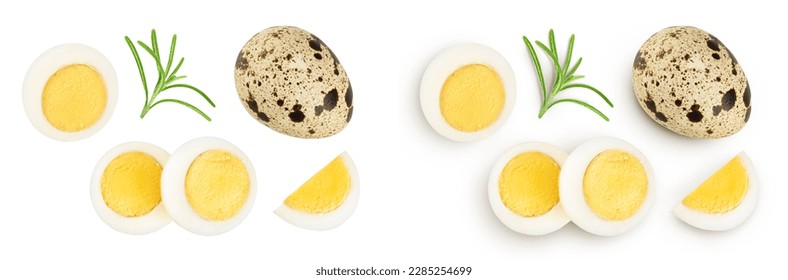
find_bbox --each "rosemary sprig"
[522,29,613,121]
[124,29,215,121]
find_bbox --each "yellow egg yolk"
[682,156,748,213]
[498,152,560,217]
[439,64,505,132]
[101,152,162,217]
[42,64,107,132]
[185,150,250,221]
[285,155,351,214]
[583,150,648,221]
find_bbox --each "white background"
[1,0,785,279]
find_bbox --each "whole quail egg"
[234,26,353,139]
[632,26,750,138]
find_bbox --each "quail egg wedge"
[90,142,170,235]
[488,142,570,235]
[674,153,757,231]
[559,137,655,236]
[275,152,359,231]
[23,43,118,141]
[161,137,257,236]
[420,43,516,142]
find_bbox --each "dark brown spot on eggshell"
[707,39,720,51]
[745,106,751,122]
[324,89,338,111]
[721,89,736,111]
[743,83,751,107]
[289,104,305,122]
[345,86,353,107]
[687,104,703,123]
[236,52,249,71]
[633,51,647,70]
[655,112,668,122]
[309,39,322,51]
[643,97,668,122]
[257,112,270,122]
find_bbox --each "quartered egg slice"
[275,152,359,230]
[488,142,570,235]
[161,137,257,235]
[23,44,118,141]
[560,137,655,236]
[420,43,516,142]
[674,152,757,231]
[90,142,170,235]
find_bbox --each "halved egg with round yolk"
[275,152,359,231]
[559,137,655,236]
[161,137,257,236]
[488,142,570,235]
[90,142,170,235]
[420,43,516,142]
[23,43,118,141]
[674,152,757,231]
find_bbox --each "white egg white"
[488,142,570,235]
[275,152,359,231]
[420,43,516,142]
[673,152,758,231]
[161,137,257,236]
[90,142,171,235]
[559,137,655,236]
[23,43,118,141]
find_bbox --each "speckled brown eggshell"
[234,26,353,139]
[632,26,750,139]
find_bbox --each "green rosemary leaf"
[563,34,575,76]
[124,36,149,108]
[149,98,212,121]
[165,75,186,85]
[562,83,614,107]
[566,57,582,78]
[137,41,156,60]
[151,29,160,61]
[522,36,547,103]
[137,41,165,78]
[168,58,185,82]
[535,40,563,89]
[161,84,216,107]
[535,41,560,70]
[563,75,584,85]
[548,98,609,121]
[165,34,176,77]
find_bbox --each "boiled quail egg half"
[161,137,257,236]
[488,142,570,235]
[420,43,516,142]
[559,137,655,236]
